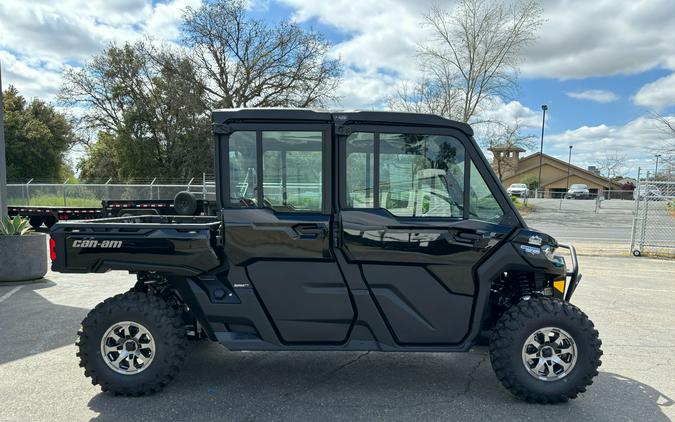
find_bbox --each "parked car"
[633,184,663,200]
[566,184,590,199]
[50,109,602,404]
[506,183,529,197]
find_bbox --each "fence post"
[105,177,112,201]
[202,173,206,199]
[150,178,156,200]
[629,167,641,253]
[25,178,33,206]
[63,178,69,207]
[187,177,194,194]
[638,171,650,251]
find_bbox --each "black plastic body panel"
[50,215,222,274]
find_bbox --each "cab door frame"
[334,123,520,345]
[214,122,357,345]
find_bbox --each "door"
[220,127,354,344]
[338,128,515,345]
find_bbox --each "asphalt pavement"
[1,255,674,422]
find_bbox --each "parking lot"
[1,255,673,421]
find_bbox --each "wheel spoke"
[100,321,156,375]
[522,326,577,382]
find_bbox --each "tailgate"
[50,216,222,275]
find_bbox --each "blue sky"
[1,0,674,176]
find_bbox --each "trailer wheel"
[489,297,602,403]
[44,217,57,228]
[632,250,641,257]
[76,291,188,396]
[29,217,44,229]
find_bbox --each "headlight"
[541,244,556,261]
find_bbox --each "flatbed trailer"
[7,199,205,228]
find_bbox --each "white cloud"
[566,89,619,103]
[474,97,543,129]
[0,0,201,102]
[633,73,675,110]
[521,0,675,79]
[280,0,431,81]
[545,115,674,173]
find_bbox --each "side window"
[469,161,504,222]
[228,131,257,207]
[379,134,464,217]
[262,131,323,212]
[345,133,375,208]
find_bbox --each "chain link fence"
[7,175,216,207]
[630,179,675,258]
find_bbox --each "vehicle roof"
[212,108,473,136]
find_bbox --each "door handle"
[454,232,482,244]
[293,224,326,240]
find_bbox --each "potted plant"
[0,216,48,282]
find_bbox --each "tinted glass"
[379,134,464,217]
[345,133,375,208]
[262,131,323,212]
[469,161,504,222]
[228,131,257,207]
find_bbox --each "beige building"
[489,145,622,197]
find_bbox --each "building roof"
[506,152,623,189]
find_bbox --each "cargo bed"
[50,215,223,275]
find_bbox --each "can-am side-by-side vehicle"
[50,109,602,403]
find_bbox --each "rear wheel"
[489,297,602,403]
[76,291,187,395]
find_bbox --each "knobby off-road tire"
[489,297,602,403]
[76,291,188,395]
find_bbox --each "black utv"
[50,109,602,403]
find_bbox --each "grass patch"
[511,195,534,213]
[8,196,102,208]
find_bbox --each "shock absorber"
[513,273,534,297]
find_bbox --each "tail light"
[49,238,57,261]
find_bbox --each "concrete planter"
[0,233,48,282]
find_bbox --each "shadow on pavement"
[87,342,674,421]
[0,279,89,365]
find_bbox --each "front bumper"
[557,243,581,301]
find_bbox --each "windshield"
[511,184,527,188]
[570,184,587,189]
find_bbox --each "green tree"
[3,86,77,181]
[61,43,212,180]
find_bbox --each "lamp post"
[654,154,661,180]
[537,104,548,198]
[565,145,573,197]
[0,62,7,218]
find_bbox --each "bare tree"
[649,112,675,177]
[480,120,536,180]
[408,0,542,122]
[177,0,342,109]
[595,151,627,191]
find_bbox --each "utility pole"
[537,105,548,198]
[0,62,8,219]
[654,154,661,180]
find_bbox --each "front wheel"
[489,297,602,403]
[76,292,188,395]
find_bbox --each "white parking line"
[0,286,24,303]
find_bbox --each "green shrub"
[0,216,34,236]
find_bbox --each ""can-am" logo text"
[72,240,123,248]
